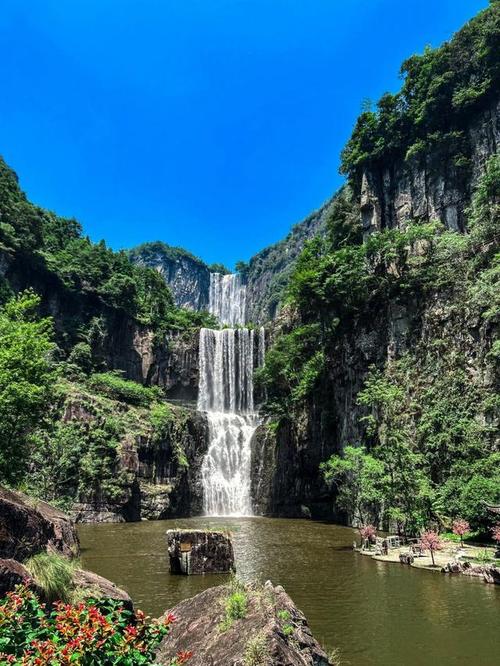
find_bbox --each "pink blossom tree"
[359,524,376,547]
[492,525,500,549]
[452,518,470,546]
[419,530,443,566]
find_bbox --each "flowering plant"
[0,583,191,665]
[419,530,443,566]
[359,524,377,543]
[452,518,470,546]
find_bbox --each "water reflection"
[79,517,500,666]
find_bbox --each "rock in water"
[155,580,335,665]
[0,486,79,561]
[167,529,235,575]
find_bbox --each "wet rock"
[155,580,334,665]
[167,530,235,575]
[0,487,79,561]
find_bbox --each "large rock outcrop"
[0,487,79,561]
[359,98,499,236]
[128,242,211,311]
[167,530,235,575]
[73,408,209,523]
[155,581,334,665]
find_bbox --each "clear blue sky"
[0,0,488,268]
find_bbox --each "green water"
[79,517,500,665]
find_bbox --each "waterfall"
[208,273,246,326]
[198,273,265,516]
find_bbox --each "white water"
[198,274,265,516]
[208,273,246,326]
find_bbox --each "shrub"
[219,581,248,632]
[0,583,188,665]
[244,632,268,666]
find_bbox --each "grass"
[25,552,77,603]
[243,632,269,666]
[219,579,248,632]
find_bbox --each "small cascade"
[198,273,265,516]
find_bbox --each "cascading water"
[208,273,246,326]
[198,273,265,516]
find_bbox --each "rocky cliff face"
[244,199,334,323]
[128,242,211,310]
[360,98,499,235]
[251,99,500,520]
[73,407,208,523]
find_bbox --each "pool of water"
[79,517,500,666]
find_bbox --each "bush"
[0,584,188,665]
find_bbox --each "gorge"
[0,3,499,664]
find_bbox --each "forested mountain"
[0,2,498,537]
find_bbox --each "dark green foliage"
[340,3,500,179]
[128,239,206,268]
[0,292,56,485]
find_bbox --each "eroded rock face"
[155,581,334,665]
[359,98,500,235]
[167,530,235,575]
[0,487,79,561]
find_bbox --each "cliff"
[128,241,212,311]
[253,3,500,527]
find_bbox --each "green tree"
[320,446,385,525]
[0,291,56,485]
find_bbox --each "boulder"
[0,559,39,598]
[167,529,234,575]
[483,566,500,585]
[399,553,414,565]
[155,580,334,666]
[73,569,134,610]
[0,487,79,561]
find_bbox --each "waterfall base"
[201,412,258,516]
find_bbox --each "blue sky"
[0,0,488,268]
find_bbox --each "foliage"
[25,553,76,604]
[321,447,385,527]
[340,3,500,179]
[0,292,56,485]
[88,371,161,406]
[0,583,187,665]
[219,581,248,633]
[243,632,268,666]
[492,525,500,544]
[359,525,377,542]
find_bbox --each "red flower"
[176,650,193,664]
[164,612,176,626]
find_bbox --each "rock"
[167,530,235,575]
[155,580,334,665]
[482,566,500,585]
[0,559,39,598]
[399,553,414,565]
[0,487,79,561]
[73,569,134,610]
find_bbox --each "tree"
[359,524,377,548]
[419,530,443,566]
[0,292,56,485]
[452,518,470,546]
[321,446,385,526]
